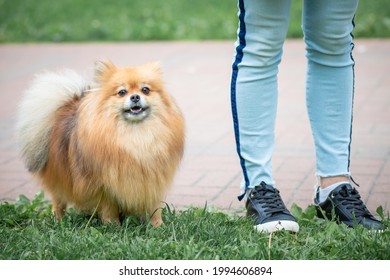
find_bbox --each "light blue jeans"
[231,0,359,199]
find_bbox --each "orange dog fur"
[16,61,185,227]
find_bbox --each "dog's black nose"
[130,94,140,103]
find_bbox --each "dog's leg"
[100,200,120,225]
[52,197,67,221]
[149,206,163,228]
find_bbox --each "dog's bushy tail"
[16,70,88,172]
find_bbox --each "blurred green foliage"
[0,0,388,42]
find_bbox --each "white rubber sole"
[254,220,300,233]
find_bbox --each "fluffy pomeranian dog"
[16,61,185,227]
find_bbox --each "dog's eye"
[118,89,127,97]
[141,87,150,95]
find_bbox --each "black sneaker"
[314,183,386,231]
[246,181,299,233]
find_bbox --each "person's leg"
[303,0,358,183]
[303,0,385,230]
[231,0,291,198]
[231,0,299,233]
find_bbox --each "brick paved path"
[0,40,389,216]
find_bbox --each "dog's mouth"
[125,104,146,115]
[122,103,150,121]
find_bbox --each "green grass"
[0,192,389,260]
[0,0,389,43]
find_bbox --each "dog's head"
[93,60,171,124]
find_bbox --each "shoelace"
[250,183,288,217]
[333,185,371,218]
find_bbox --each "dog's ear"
[94,60,116,83]
[141,61,163,77]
